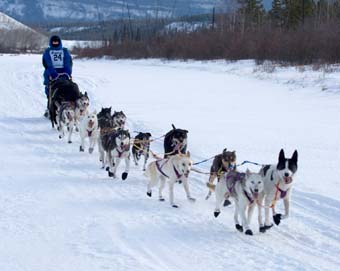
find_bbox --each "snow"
[0,55,339,271]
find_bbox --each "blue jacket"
[43,36,72,85]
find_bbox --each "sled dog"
[102,129,131,180]
[163,124,188,158]
[145,152,195,208]
[97,107,114,168]
[79,110,98,154]
[257,149,298,232]
[212,170,264,235]
[112,111,127,129]
[57,102,76,143]
[75,91,90,131]
[206,149,237,201]
[132,132,152,171]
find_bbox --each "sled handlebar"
[50,73,71,82]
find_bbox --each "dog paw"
[273,214,282,225]
[108,171,114,177]
[223,199,231,207]
[122,172,128,180]
[159,198,165,202]
[235,224,243,232]
[79,146,84,152]
[68,140,72,144]
[105,167,110,172]
[172,204,179,208]
[75,127,79,132]
[59,135,62,139]
[146,191,152,197]
[245,229,253,236]
[214,211,220,218]
[264,224,273,231]
[89,147,94,154]
[259,226,266,233]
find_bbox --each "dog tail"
[206,182,216,192]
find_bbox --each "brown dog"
[206,149,236,202]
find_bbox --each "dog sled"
[48,73,81,128]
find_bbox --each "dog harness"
[156,159,169,178]
[225,172,245,193]
[172,165,183,179]
[269,182,291,208]
[243,190,255,204]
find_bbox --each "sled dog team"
[53,95,299,236]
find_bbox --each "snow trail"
[0,55,339,271]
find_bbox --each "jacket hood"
[49,35,62,50]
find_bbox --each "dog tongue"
[253,192,259,198]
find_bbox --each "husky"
[102,129,131,180]
[145,152,195,208]
[57,102,76,143]
[79,110,98,154]
[97,107,114,168]
[163,124,188,158]
[212,170,264,235]
[257,149,298,233]
[132,132,152,171]
[206,149,237,202]
[75,92,90,131]
[112,111,127,129]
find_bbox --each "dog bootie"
[79,146,84,152]
[259,226,266,233]
[122,172,128,180]
[89,147,94,154]
[223,199,231,207]
[214,211,220,218]
[235,224,243,232]
[245,229,253,236]
[146,191,152,197]
[273,214,282,225]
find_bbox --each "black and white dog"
[102,129,131,180]
[132,132,152,171]
[163,124,188,158]
[257,149,298,232]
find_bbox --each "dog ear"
[172,124,176,130]
[93,110,97,115]
[291,150,298,162]
[146,132,152,137]
[184,130,188,134]
[186,151,191,158]
[223,148,227,152]
[279,149,285,162]
[85,91,88,97]
[246,168,251,177]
